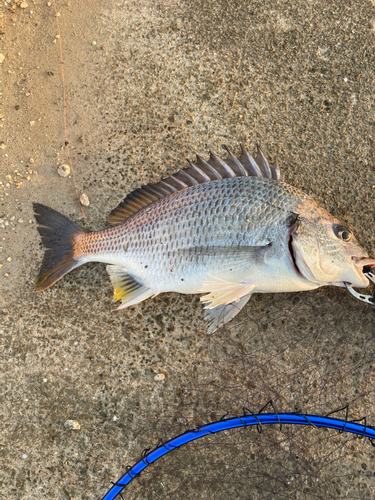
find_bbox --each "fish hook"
[345,267,375,311]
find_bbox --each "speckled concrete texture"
[1,0,375,498]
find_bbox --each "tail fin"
[33,203,86,291]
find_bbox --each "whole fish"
[34,145,375,332]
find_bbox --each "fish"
[34,145,375,333]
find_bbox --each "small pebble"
[57,164,70,177]
[20,2,28,8]
[22,454,28,459]
[4,273,9,277]
[80,193,90,206]
[154,373,165,381]
[92,41,97,46]
[7,257,11,262]
[64,420,81,430]
[0,54,5,64]
[29,158,35,163]
[18,218,23,223]
[113,416,117,421]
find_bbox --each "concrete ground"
[1,0,375,498]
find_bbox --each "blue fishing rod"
[101,411,375,500]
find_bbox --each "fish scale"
[76,177,321,295]
[33,145,374,333]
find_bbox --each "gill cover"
[291,217,370,288]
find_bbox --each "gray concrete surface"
[1,0,375,498]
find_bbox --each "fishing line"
[101,411,375,500]
[96,292,375,500]
[52,0,85,216]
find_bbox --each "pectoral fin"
[201,279,256,309]
[106,265,157,309]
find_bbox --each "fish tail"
[33,203,87,291]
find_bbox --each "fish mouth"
[348,257,375,288]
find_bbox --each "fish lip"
[352,256,375,269]
[346,256,375,288]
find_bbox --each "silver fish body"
[85,178,321,293]
[34,146,374,332]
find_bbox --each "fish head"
[290,215,375,288]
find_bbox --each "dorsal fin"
[255,144,272,178]
[107,145,282,226]
[238,145,262,177]
[271,156,284,181]
[223,145,248,176]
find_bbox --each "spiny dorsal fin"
[271,156,284,181]
[255,144,272,178]
[107,145,282,226]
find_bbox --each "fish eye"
[340,230,351,242]
[333,224,352,242]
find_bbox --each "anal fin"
[106,265,157,309]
